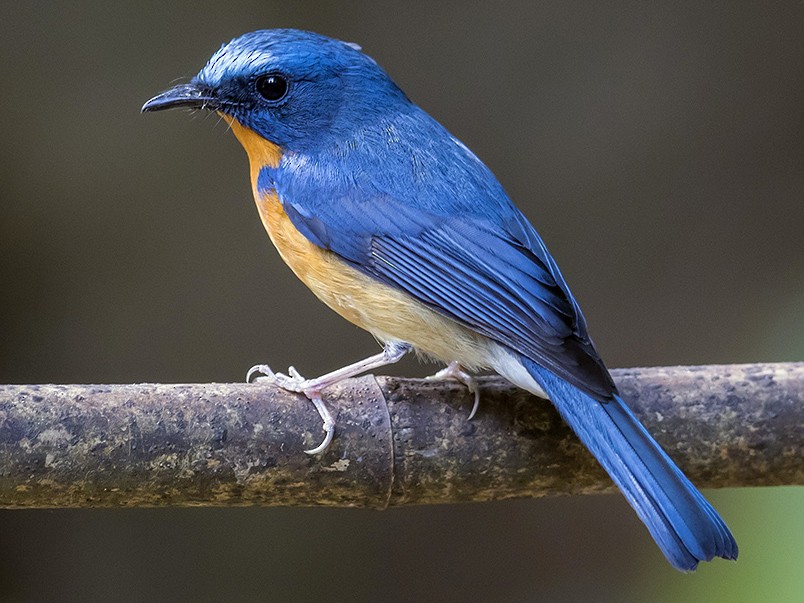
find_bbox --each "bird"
[142,28,738,571]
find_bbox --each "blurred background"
[0,1,802,601]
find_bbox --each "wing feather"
[284,194,615,400]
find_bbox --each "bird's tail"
[521,357,738,571]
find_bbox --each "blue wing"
[267,109,615,400]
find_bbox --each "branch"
[0,363,800,508]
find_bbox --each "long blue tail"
[522,358,738,571]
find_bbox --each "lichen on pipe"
[0,362,801,509]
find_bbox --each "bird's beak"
[141,82,218,113]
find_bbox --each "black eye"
[255,74,288,102]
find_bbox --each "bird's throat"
[219,114,282,190]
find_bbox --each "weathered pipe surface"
[0,377,393,509]
[385,363,803,505]
[0,363,800,508]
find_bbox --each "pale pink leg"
[247,341,410,454]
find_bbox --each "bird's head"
[142,29,408,153]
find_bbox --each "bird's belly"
[253,190,494,370]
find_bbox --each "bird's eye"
[255,74,288,102]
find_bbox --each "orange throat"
[220,114,283,188]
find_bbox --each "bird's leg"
[246,341,411,454]
[427,361,481,420]
[247,341,411,393]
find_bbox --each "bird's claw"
[247,364,309,393]
[246,364,334,454]
[246,363,274,383]
[303,395,335,455]
[427,361,481,419]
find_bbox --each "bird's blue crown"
[193,29,409,149]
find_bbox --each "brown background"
[1,2,802,601]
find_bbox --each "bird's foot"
[247,364,309,392]
[247,364,335,455]
[245,342,411,455]
[427,361,481,419]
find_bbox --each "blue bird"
[142,29,738,571]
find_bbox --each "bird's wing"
[279,183,616,401]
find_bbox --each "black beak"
[141,82,218,113]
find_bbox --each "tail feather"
[522,358,738,570]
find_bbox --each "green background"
[1,2,801,601]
